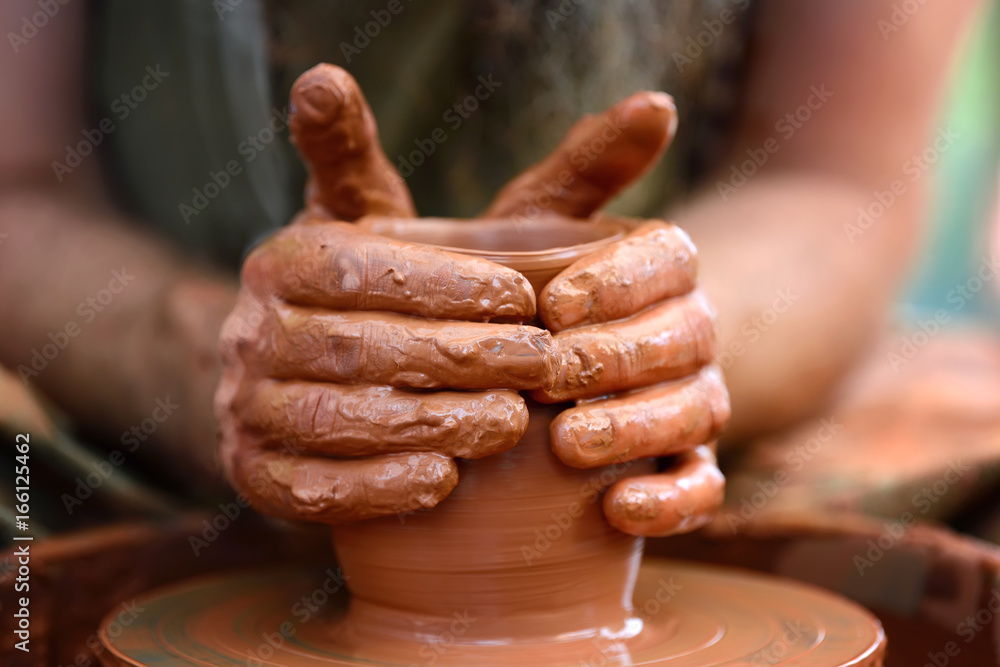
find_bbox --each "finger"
[289,63,415,220]
[603,445,724,537]
[244,222,536,322]
[483,92,677,219]
[229,449,457,524]
[533,292,716,403]
[258,305,556,390]
[237,380,528,459]
[540,221,697,332]
[551,367,728,469]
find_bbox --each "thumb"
[289,64,415,221]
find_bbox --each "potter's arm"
[0,0,235,490]
[674,0,986,441]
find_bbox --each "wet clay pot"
[332,217,657,663]
[94,218,887,666]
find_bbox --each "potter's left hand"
[485,93,729,537]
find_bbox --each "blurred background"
[0,0,999,664]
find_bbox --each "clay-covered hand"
[485,93,729,537]
[215,65,554,524]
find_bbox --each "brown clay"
[484,91,678,219]
[289,64,415,220]
[237,380,528,458]
[536,291,718,403]
[550,367,728,469]
[604,445,725,537]
[246,219,537,322]
[217,64,728,530]
[261,306,556,390]
[227,449,458,524]
[104,64,886,666]
[331,400,655,661]
[319,220,724,662]
[539,220,698,332]
[97,560,886,666]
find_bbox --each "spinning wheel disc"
[98,559,885,666]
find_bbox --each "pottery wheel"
[98,559,885,666]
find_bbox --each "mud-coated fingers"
[243,222,536,322]
[289,64,415,220]
[540,221,697,332]
[236,380,528,459]
[533,292,716,403]
[228,449,457,524]
[551,367,729,469]
[603,445,724,537]
[484,92,677,220]
[256,305,556,390]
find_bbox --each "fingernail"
[646,91,675,111]
[293,82,345,124]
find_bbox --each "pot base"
[97,558,885,666]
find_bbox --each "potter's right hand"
[214,65,554,525]
[485,92,729,538]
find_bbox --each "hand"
[214,65,555,524]
[484,92,729,537]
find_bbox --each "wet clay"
[97,561,886,666]
[217,64,729,532]
[332,401,655,660]
[246,219,537,322]
[184,64,885,665]
[538,221,698,332]
[321,221,721,662]
[320,221,654,662]
[289,64,415,220]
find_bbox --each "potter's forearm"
[0,188,235,489]
[674,174,921,440]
